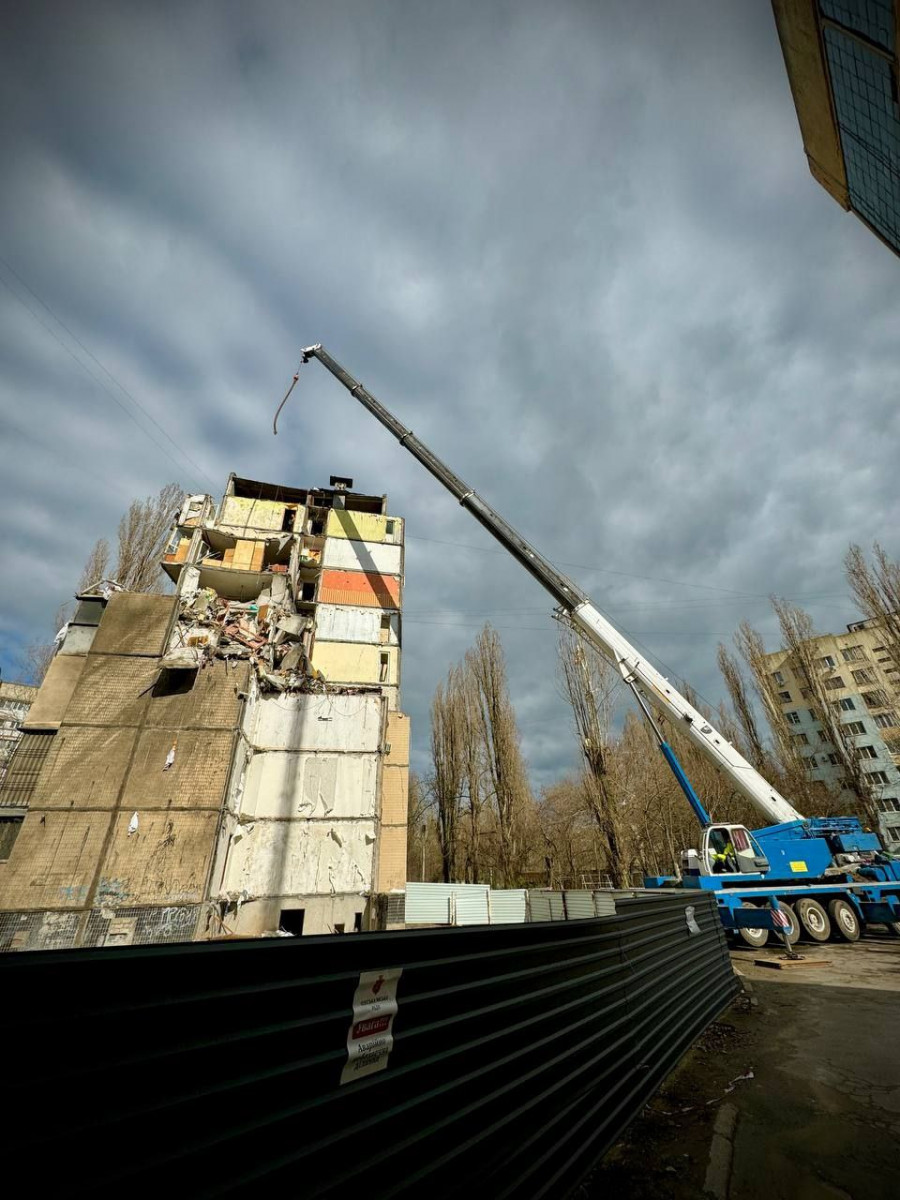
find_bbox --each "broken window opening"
[353,912,363,932]
[379,652,389,683]
[153,668,198,697]
[333,923,345,934]
[281,506,296,532]
[301,581,317,603]
[279,908,305,935]
[0,815,24,860]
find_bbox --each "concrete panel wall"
[21,655,87,730]
[124,729,235,808]
[385,712,410,766]
[314,604,399,645]
[221,819,375,896]
[90,593,176,657]
[38,727,137,809]
[64,656,158,726]
[0,810,111,909]
[250,694,384,752]
[241,752,378,819]
[219,495,301,533]
[99,810,219,905]
[227,894,368,937]
[145,660,248,730]
[326,510,402,544]
[311,642,398,686]
[322,538,402,575]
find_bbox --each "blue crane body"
[289,345,900,947]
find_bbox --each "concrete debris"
[127,812,139,836]
[163,740,177,771]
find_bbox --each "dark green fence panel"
[3,890,737,1198]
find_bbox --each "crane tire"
[773,902,801,945]
[827,898,861,942]
[737,901,769,948]
[795,897,831,943]
[884,921,900,938]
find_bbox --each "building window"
[827,753,840,766]
[844,721,866,735]
[852,668,876,685]
[823,676,846,690]
[793,732,810,745]
[858,745,878,759]
[874,712,898,728]
[886,827,900,844]
[785,711,801,725]
[863,690,890,710]
[379,652,389,682]
[883,735,900,756]
[831,697,855,712]
[0,815,24,860]
[278,908,306,935]
[817,655,837,670]
[772,670,785,686]
[806,754,817,768]
[778,690,792,702]
[841,645,865,663]
[818,730,830,743]
[385,520,395,537]
[879,797,900,814]
[866,770,889,784]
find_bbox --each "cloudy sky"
[2,1,898,786]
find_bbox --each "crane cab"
[689,824,770,879]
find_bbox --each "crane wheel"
[795,897,831,942]
[827,898,860,942]
[737,901,769,947]
[884,921,900,938]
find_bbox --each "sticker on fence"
[340,967,403,1085]
[685,905,701,935]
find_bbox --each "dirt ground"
[581,935,900,1200]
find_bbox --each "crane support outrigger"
[287,344,900,947]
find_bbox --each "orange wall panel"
[319,569,400,609]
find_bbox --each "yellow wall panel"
[326,509,403,543]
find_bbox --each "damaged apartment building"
[0,475,409,949]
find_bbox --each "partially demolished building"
[0,475,409,949]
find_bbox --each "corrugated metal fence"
[404,882,617,925]
[3,889,738,1199]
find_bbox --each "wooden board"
[754,956,831,970]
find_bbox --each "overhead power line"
[0,255,218,492]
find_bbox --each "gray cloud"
[2,1,898,787]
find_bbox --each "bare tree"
[77,538,111,594]
[716,642,767,771]
[845,542,900,680]
[558,624,628,886]
[114,482,183,592]
[465,625,531,886]
[430,668,466,882]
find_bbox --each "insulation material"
[219,496,300,533]
[63,655,159,727]
[315,605,397,645]
[326,510,401,543]
[250,693,384,752]
[220,819,376,896]
[311,642,397,686]
[0,811,111,909]
[37,726,138,809]
[241,752,379,819]
[319,569,400,609]
[99,810,219,905]
[123,729,234,808]
[322,538,402,575]
[21,654,87,730]
[90,593,177,657]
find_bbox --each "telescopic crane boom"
[293,344,803,827]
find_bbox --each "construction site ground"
[582,936,900,1200]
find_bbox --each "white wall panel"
[241,752,378,819]
[250,693,383,752]
[222,820,376,896]
[322,538,402,575]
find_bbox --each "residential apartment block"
[0,475,408,950]
[772,0,900,258]
[763,616,900,847]
[0,680,39,859]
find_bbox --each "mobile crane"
[285,345,900,947]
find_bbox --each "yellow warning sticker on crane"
[789,861,808,872]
